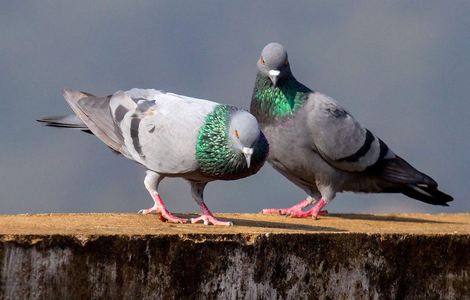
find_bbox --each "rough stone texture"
[0,213,469,299]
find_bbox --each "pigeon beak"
[269,70,280,87]
[242,147,254,168]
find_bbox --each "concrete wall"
[1,233,469,299]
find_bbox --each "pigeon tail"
[402,184,453,206]
[38,89,128,155]
[37,115,91,134]
[373,156,436,186]
[371,156,453,206]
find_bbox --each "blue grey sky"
[1,1,469,215]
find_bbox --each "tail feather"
[37,114,117,153]
[369,156,453,206]
[38,89,127,156]
[37,115,87,129]
[402,185,453,206]
[379,156,437,187]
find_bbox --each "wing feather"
[117,89,218,173]
[62,89,130,156]
[306,93,393,172]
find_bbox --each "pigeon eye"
[260,57,265,65]
[284,58,288,65]
[235,130,240,138]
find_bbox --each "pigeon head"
[257,42,291,87]
[196,105,268,176]
[229,111,261,168]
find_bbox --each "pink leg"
[190,202,233,226]
[262,198,328,217]
[288,199,328,219]
[139,193,187,224]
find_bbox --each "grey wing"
[62,89,133,157]
[116,89,218,174]
[306,93,393,172]
[303,93,452,206]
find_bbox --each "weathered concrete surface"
[0,213,469,299]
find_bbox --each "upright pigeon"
[39,88,269,225]
[250,42,453,218]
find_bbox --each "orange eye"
[284,58,288,65]
[260,57,265,64]
[235,130,240,138]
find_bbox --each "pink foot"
[139,194,187,224]
[158,209,187,224]
[192,202,233,226]
[289,199,328,219]
[288,209,328,218]
[262,198,313,215]
[138,206,157,215]
[190,214,233,226]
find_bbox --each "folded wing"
[306,93,452,205]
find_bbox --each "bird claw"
[262,207,292,215]
[138,206,157,214]
[289,199,329,219]
[262,198,314,215]
[287,209,328,218]
[138,205,187,224]
[190,214,233,226]
[262,207,327,217]
[160,212,187,224]
[262,207,309,215]
[263,199,328,219]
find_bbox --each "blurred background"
[1,1,469,214]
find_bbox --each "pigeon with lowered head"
[39,88,269,225]
[250,42,453,218]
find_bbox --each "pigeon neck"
[196,105,268,179]
[251,73,311,122]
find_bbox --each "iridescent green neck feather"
[196,105,268,179]
[251,74,311,122]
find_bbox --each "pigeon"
[39,88,269,225]
[250,42,453,218]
